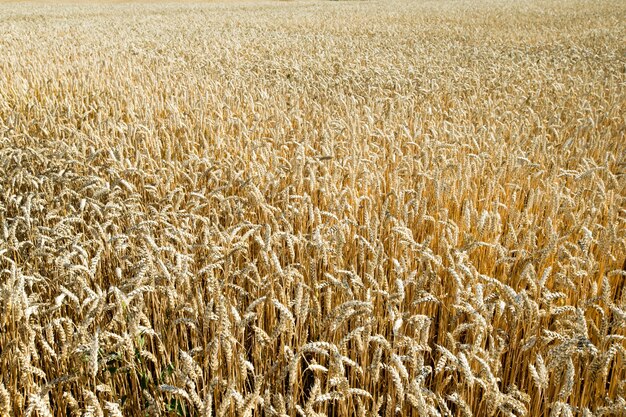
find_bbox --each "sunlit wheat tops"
[0,0,625,416]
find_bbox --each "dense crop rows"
[0,1,625,416]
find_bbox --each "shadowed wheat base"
[0,0,625,416]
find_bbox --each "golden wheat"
[0,0,624,416]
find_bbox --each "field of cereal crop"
[0,1,625,416]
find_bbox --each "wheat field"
[0,0,625,416]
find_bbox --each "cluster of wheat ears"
[0,0,624,416]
